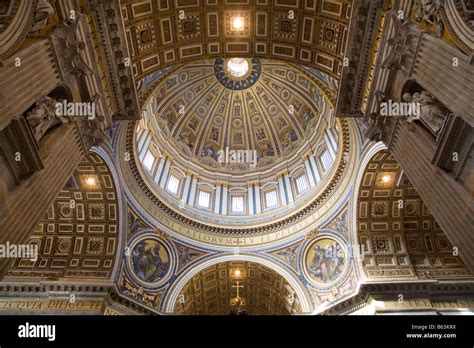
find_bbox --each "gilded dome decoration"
[129,58,353,229]
[148,59,329,173]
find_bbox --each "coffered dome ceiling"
[147,58,331,172]
[119,55,358,237]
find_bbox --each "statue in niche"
[364,91,387,141]
[29,0,55,36]
[25,96,68,142]
[402,90,448,135]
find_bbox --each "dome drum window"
[295,174,309,195]
[231,195,245,213]
[166,174,181,196]
[142,150,156,172]
[197,190,212,209]
[264,190,279,209]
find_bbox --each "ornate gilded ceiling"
[120,0,353,81]
[173,261,301,315]
[6,153,120,282]
[357,150,471,281]
[148,59,328,171]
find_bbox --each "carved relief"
[381,12,421,72]
[25,96,68,142]
[52,14,94,78]
[402,90,449,135]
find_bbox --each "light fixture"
[86,177,96,186]
[230,267,245,280]
[232,16,244,31]
[226,58,249,78]
[382,175,391,183]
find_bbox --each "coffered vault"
[117,0,353,80]
[0,0,472,316]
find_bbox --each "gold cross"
[232,281,244,298]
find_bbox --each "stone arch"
[400,78,424,100]
[48,84,75,103]
[0,1,35,60]
[163,253,313,314]
[440,1,474,54]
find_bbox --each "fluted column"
[138,133,152,162]
[412,34,474,126]
[278,173,288,205]
[308,154,321,183]
[182,172,193,205]
[390,123,474,274]
[0,38,61,130]
[214,182,223,214]
[136,129,150,154]
[153,156,166,184]
[324,132,337,160]
[248,182,255,215]
[283,174,294,203]
[0,123,84,279]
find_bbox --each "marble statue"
[402,90,448,135]
[25,96,67,142]
[381,12,420,71]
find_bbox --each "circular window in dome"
[214,57,261,90]
[226,58,249,78]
